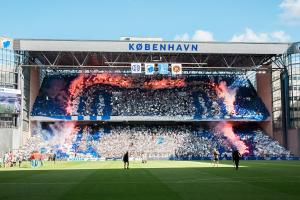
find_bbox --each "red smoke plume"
[215,81,238,115]
[215,122,249,155]
[68,73,134,97]
[66,73,186,114]
[143,77,185,89]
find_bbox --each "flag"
[156,137,164,145]
[145,63,155,75]
[158,63,169,75]
[131,63,142,73]
[171,64,182,75]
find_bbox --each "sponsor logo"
[145,63,155,75]
[0,39,11,49]
[171,64,182,75]
[158,63,169,75]
[131,63,142,73]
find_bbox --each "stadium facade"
[0,36,300,156]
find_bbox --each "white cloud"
[279,0,300,25]
[230,28,290,42]
[174,33,190,41]
[230,28,269,42]
[271,31,291,42]
[174,29,214,42]
[192,30,214,41]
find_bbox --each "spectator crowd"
[31,74,269,120]
[15,123,290,162]
[21,73,286,163]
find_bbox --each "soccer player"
[29,151,35,168]
[52,152,56,164]
[212,149,219,167]
[123,151,129,169]
[8,151,13,167]
[232,149,241,170]
[39,152,44,167]
[0,154,2,168]
[142,152,148,164]
[16,151,22,167]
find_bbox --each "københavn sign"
[128,42,199,52]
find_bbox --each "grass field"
[0,160,300,200]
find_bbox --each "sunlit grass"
[0,161,299,200]
[0,160,244,171]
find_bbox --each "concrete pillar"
[0,128,20,154]
[29,67,40,138]
[287,129,300,156]
[256,70,273,138]
[30,67,40,112]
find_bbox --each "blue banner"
[145,63,155,75]
[158,63,169,75]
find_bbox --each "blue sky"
[0,0,299,42]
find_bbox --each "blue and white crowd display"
[20,73,290,162]
[31,74,269,121]
[20,123,291,161]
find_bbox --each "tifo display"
[31,74,269,120]
[20,73,290,161]
[24,122,290,161]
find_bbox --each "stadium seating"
[31,74,269,120]
[24,123,290,160]
[26,74,283,161]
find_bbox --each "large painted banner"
[0,88,21,113]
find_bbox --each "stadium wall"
[29,68,40,136]
[287,129,300,156]
[256,70,273,137]
[0,128,21,154]
[273,130,284,147]
[29,68,40,112]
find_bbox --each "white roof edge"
[13,38,292,45]
[14,38,292,54]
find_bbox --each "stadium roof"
[11,38,293,70]
[14,39,290,54]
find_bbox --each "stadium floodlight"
[257,70,267,74]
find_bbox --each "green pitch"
[0,160,300,200]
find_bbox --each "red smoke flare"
[143,77,185,89]
[68,73,134,98]
[66,73,186,114]
[215,81,238,115]
[215,122,249,155]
